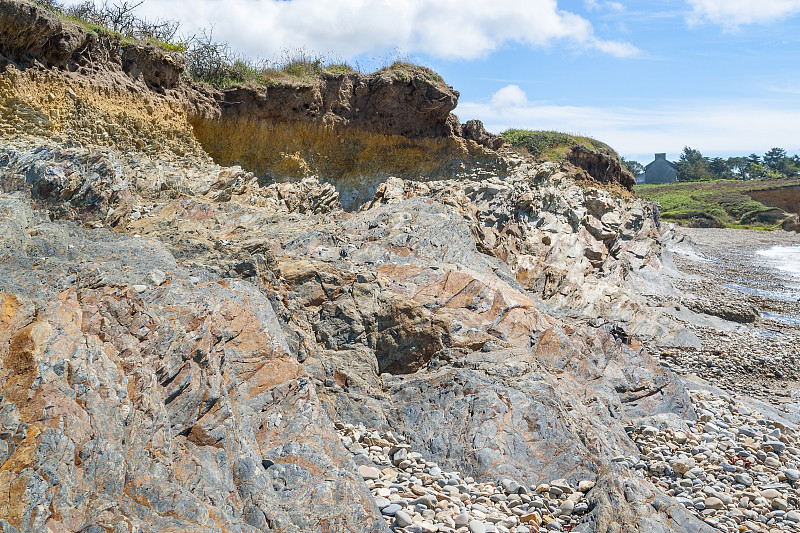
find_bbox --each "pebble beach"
[338,384,800,533]
[662,227,800,410]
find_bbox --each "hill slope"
[635,177,800,230]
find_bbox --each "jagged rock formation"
[566,145,636,192]
[0,1,716,532]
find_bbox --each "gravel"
[336,422,595,533]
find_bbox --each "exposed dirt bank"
[750,186,800,216]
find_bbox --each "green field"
[635,178,800,230]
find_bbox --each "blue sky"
[77,0,800,164]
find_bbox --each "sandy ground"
[654,227,800,413]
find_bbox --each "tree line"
[623,147,800,181]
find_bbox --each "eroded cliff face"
[0,1,709,532]
[749,186,800,216]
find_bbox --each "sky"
[72,0,800,164]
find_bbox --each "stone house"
[637,153,677,184]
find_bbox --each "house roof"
[645,157,677,170]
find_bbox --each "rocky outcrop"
[210,67,459,139]
[121,42,186,90]
[681,296,757,324]
[0,138,709,532]
[0,0,503,178]
[461,119,506,150]
[0,191,387,532]
[0,2,724,531]
[188,71,504,197]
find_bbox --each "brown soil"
[749,185,800,215]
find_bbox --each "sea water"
[756,245,800,289]
[755,245,800,326]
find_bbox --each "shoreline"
[651,226,800,411]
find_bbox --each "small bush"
[383,61,444,85]
[185,40,357,87]
[324,63,355,75]
[501,129,613,161]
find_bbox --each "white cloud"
[591,39,639,57]
[491,85,529,108]
[687,0,800,25]
[456,85,800,161]
[585,1,624,11]
[64,0,639,60]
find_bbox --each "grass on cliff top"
[380,62,446,86]
[500,129,617,162]
[186,47,447,89]
[183,50,361,89]
[31,0,446,89]
[32,0,189,52]
[635,177,800,229]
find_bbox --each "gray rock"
[560,499,575,515]
[149,268,166,285]
[500,478,521,493]
[703,497,724,510]
[454,513,471,528]
[395,510,413,528]
[764,441,786,453]
[468,520,487,533]
[359,465,381,480]
[381,503,401,515]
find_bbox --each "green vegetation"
[183,41,334,88]
[382,61,445,85]
[674,146,800,181]
[635,177,800,229]
[621,157,645,176]
[30,0,444,89]
[33,0,187,52]
[182,41,381,88]
[323,63,355,76]
[500,129,615,162]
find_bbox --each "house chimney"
[655,153,666,160]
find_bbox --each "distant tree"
[676,146,712,181]
[764,147,787,168]
[747,153,762,165]
[621,157,645,176]
[708,157,731,179]
[763,147,787,173]
[762,147,800,177]
[727,156,749,179]
[745,162,767,179]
